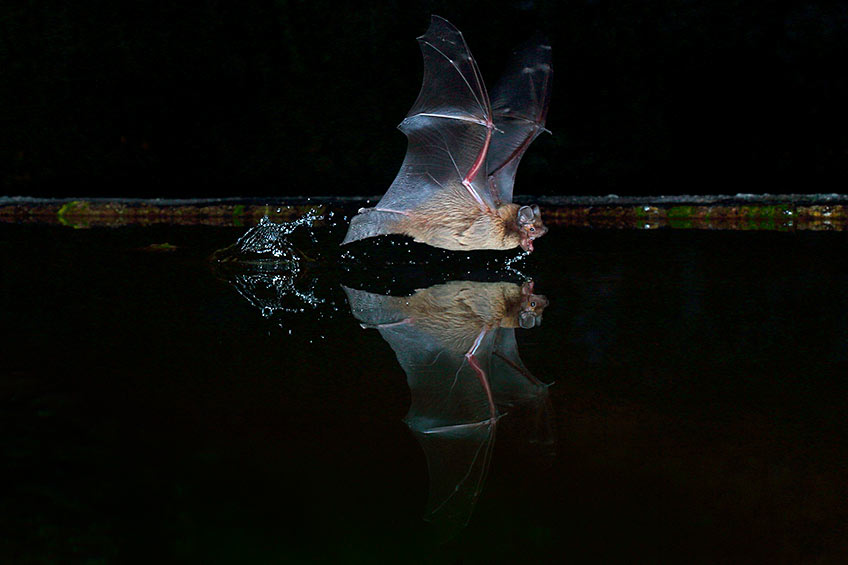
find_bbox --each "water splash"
[230,271,325,319]
[233,211,323,258]
[214,210,329,330]
[504,250,531,279]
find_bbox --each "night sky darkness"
[2,1,847,198]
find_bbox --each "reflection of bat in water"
[343,280,553,537]
[343,16,552,252]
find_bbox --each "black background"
[3,0,847,198]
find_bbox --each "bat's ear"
[532,204,541,217]
[518,205,534,225]
[519,311,537,329]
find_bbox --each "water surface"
[2,220,847,563]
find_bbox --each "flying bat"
[344,280,553,537]
[343,16,552,252]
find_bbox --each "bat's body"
[343,16,552,252]
[349,196,524,252]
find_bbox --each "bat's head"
[517,205,548,252]
[518,280,549,329]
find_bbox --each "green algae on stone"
[667,206,695,218]
[57,200,93,229]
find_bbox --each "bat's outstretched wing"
[375,16,497,215]
[487,40,552,205]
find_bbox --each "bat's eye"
[530,301,537,307]
[529,226,536,232]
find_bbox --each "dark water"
[2,220,848,563]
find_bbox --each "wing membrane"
[376,16,496,214]
[487,41,552,205]
[491,328,556,447]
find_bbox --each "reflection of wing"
[380,322,497,536]
[344,281,555,539]
[374,15,496,216]
[379,323,496,429]
[409,419,495,539]
[344,285,495,426]
[487,40,552,205]
[491,329,556,449]
[344,285,496,427]
[344,285,497,537]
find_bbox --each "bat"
[343,280,553,537]
[342,16,552,252]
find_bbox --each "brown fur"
[393,187,524,251]
[345,183,548,251]
[398,280,545,353]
